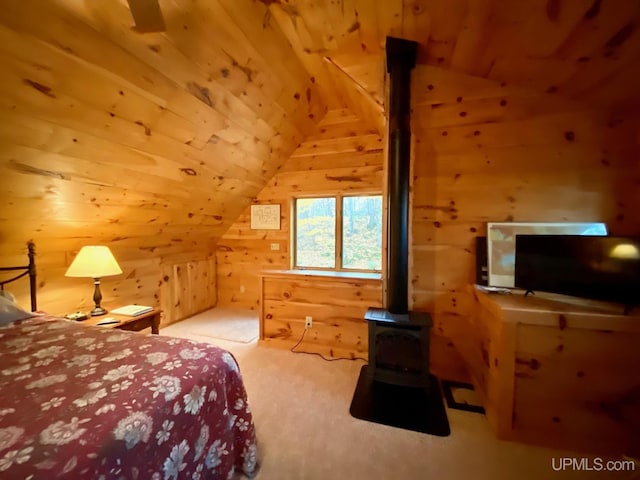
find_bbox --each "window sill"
[260,269,381,281]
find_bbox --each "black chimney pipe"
[352,39,436,424]
[385,37,417,314]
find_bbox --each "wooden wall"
[160,257,217,326]
[217,65,639,378]
[260,271,381,358]
[624,115,640,225]
[216,109,383,309]
[1,242,216,327]
[1,1,638,375]
[0,0,324,322]
[409,65,640,353]
[216,109,384,357]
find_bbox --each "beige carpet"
[162,311,634,480]
[179,307,259,343]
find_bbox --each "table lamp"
[65,245,122,316]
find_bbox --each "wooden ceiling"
[0,0,325,257]
[1,0,639,259]
[266,0,640,123]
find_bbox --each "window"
[294,195,382,271]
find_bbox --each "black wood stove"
[349,37,449,436]
[363,308,431,389]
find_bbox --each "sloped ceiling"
[0,0,326,258]
[1,0,640,259]
[266,0,640,123]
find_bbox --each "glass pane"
[342,195,382,270]
[295,197,336,268]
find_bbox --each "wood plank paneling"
[216,109,383,312]
[1,0,639,400]
[461,288,640,455]
[410,65,640,358]
[0,0,325,316]
[264,0,640,115]
[216,109,384,355]
[3,242,216,325]
[160,257,217,326]
[260,273,381,359]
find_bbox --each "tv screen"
[514,235,640,308]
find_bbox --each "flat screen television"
[514,235,640,311]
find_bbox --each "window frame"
[292,192,383,273]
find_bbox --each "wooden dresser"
[460,286,640,456]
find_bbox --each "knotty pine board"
[0,0,328,321]
[216,110,383,311]
[463,289,640,455]
[260,273,382,359]
[2,0,639,376]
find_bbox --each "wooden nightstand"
[82,308,162,334]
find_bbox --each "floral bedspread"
[0,315,258,479]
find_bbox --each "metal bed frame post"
[0,241,37,311]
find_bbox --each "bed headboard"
[0,242,37,311]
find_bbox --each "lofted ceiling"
[0,0,325,257]
[1,0,640,259]
[265,0,640,124]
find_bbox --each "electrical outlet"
[305,316,312,328]
[240,285,245,293]
[270,243,280,251]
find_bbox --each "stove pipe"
[385,37,418,314]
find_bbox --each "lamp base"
[90,306,107,316]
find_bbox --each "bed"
[0,243,258,479]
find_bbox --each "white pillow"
[0,290,16,302]
[0,293,33,325]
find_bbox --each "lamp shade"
[65,246,123,278]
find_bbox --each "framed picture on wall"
[250,204,281,230]
[487,222,608,288]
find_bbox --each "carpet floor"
[178,307,259,343]
[162,310,628,480]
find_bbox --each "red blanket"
[0,315,258,479]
